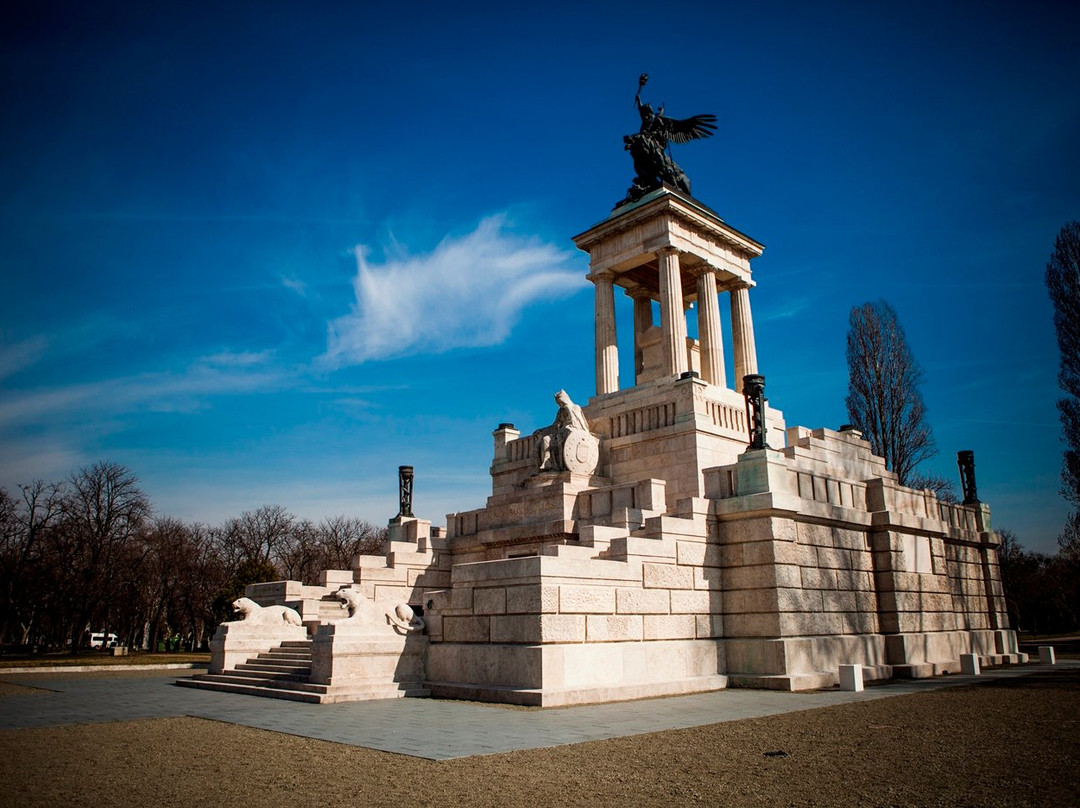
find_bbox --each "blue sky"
[1,1,1077,554]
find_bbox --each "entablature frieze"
[588,251,754,302]
[575,191,763,287]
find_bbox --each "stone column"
[657,247,688,377]
[593,270,619,395]
[693,265,726,388]
[729,281,758,385]
[626,285,653,383]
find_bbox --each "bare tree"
[140,517,196,651]
[0,481,65,646]
[1059,511,1080,564]
[316,515,385,570]
[176,522,227,650]
[59,462,151,652]
[277,518,322,584]
[220,504,293,568]
[1046,221,1080,507]
[845,300,936,486]
[275,516,386,585]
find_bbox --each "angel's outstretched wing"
[661,113,718,144]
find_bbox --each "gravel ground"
[1,667,1077,808]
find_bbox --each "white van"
[88,632,118,649]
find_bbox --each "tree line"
[998,526,1080,635]
[0,462,385,654]
[1030,219,1080,634]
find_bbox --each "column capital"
[686,262,718,279]
[624,284,653,301]
[655,245,680,258]
[725,278,754,292]
[590,269,617,283]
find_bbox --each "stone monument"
[181,77,1024,705]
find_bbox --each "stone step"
[175,677,324,703]
[248,651,311,663]
[637,513,704,540]
[236,660,312,675]
[226,666,311,683]
[540,543,600,560]
[315,683,430,703]
[279,640,313,649]
[259,649,312,661]
[605,534,676,561]
[259,648,312,659]
[193,671,321,689]
[177,674,430,703]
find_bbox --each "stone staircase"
[179,637,430,704]
[179,640,323,702]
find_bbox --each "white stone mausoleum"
[183,186,1024,705]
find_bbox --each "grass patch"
[0,651,210,669]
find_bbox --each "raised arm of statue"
[620,74,718,205]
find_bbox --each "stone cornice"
[573,187,764,260]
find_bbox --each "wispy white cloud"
[281,276,307,297]
[202,349,276,368]
[320,215,585,366]
[0,353,289,428]
[760,297,814,322]
[0,439,88,487]
[0,336,49,381]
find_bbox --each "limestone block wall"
[944,540,1006,631]
[708,427,1016,686]
[715,512,889,687]
[789,522,880,637]
[427,552,722,649]
[870,531,961,635]
[425,508,730,700]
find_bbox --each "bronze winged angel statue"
[620,73,717,205]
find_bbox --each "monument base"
[427,638,727,706]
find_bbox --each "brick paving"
[0,661,1073,760]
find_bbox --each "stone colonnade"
[591,250,758,394]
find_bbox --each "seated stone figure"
[534,390,599,475]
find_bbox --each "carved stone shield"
[561,429,599,475]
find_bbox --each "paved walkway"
[0,662,1074,760]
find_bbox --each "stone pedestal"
[309,622,428,702]
[839,664,864,692]
[208,621,309,675]
[960,653,981,675]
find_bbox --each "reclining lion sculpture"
[335,587,425,633]
[230,596,303,627]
